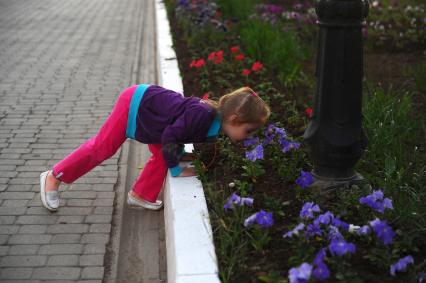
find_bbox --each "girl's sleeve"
[161,106,213,172]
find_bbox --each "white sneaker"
[127,191,163,210]
[39,171,59,211]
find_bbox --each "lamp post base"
[310,171,368,194]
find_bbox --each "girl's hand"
[178,166,196,177]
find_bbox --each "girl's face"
[222,115,260,143]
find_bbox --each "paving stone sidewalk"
[0,0,157,281]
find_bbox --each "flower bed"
[165,0,426,282]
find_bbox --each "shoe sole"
[40,171,58,212]
[127,192,163,210]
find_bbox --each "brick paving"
[0,0,157,281]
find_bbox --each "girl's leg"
[51,85,137,185]
[132,144,168,202]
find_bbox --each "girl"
[40,84,270,211]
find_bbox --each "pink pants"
[52,86,168,202]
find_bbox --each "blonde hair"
[204,87,270,125]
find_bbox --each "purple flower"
[332,217,350,231]
[266,4,284,14]
[295,170,314,189]
[329,239,356,257]
[255,4,284,15]
[314,248,327,265]
[316,211,334,225]
[288,11,302,21]
[283,223,305,238]
[383,198,393,210]
[224,193,240,210]
[313,261,330,281]
[223,193,253,210]
[243,137,260,147]
[274,126,286,137]
[300,202,320,219]
[328,226,344,241]
[289,262,312,283]
[359,190,393,214]
[241,197,253,206]
[243,213,257,227]
[390,255,414,276]
[244,210,274,228]
[177,0,189,7]
[280,138,301,153]
[263,123,286,145]
[306,222,323,238]
[263,124,277,145]
[357,225,371,235]
[245,144,264,161]
[370,219,395,245]
[419,271,426,283]
[256,210,274,228]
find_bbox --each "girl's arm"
[161,106,213,177]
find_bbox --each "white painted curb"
[155,1,221,283]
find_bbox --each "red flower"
[197,59,206,67]
[202,93,209,100]
[208,51,224,64]
[230,46,240,53]
[214,56,223,64]
[242,69,251,76]
[190,59,205,68]
[208,52,216,61]
[251,61,263,72]
[235,54,245,61]
[214,51,224,64]
[305,107,313,118]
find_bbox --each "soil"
[166,3,425,282]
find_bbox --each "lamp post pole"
[303,0,369,189]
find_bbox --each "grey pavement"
[0,0,165,282]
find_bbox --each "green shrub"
[239,20,306,87]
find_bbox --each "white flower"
[228,182,235,188]
[349,224,361,233]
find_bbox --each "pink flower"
[305,107,313,118]
[208,52,216,61]
[242,69,251,76]
[235,54,245,61]
[202,93,209,100]
[195,59,205,68]
[208,51,224,64]
[189,59,205,68]
[230,46,240,53]
[251,61,263,72]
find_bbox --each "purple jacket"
[129,84,217,168]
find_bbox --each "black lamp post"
[303,0,369,189]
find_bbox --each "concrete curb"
[155,1,221,282]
